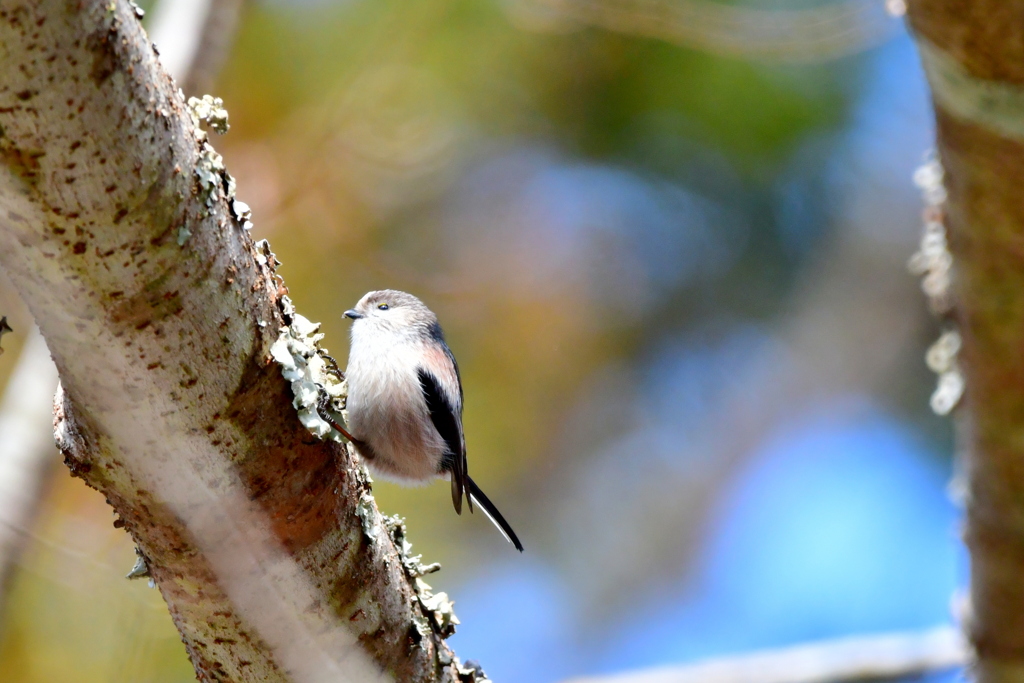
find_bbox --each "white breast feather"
[345,322,448,483]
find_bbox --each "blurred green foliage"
[0,0,879,680]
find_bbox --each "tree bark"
[0,2,472,681]
[0,0,244,631]
[908,1,1024,680]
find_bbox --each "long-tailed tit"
[331,289,523,552]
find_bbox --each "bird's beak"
[344,309,364,320]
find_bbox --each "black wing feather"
[440,342,470,512]
[417,367,467,514]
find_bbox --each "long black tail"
[466,476,524,552]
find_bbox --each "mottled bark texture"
[0,2,463,681]
[909,1,1024,681]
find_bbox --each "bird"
[329,289,523,552]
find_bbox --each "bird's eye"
[377,303,389,311]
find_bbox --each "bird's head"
[344,289,440,339]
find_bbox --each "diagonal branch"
[0,1,476,680]
[0,0,245,630]
[147,0,246,96]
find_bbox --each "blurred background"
[0,0,963,681]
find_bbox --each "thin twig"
[563,626,967,683]
[515,0,899,62]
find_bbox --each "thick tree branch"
[0,0,244,629]
[907,0,1024,680]
[0,2,473,681]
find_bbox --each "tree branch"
[906,1,1024,680]
[0,0,243,631]
[509,0,899,62]
[0,2,474,680]
[563,626,965,683]
[148,0,246,96]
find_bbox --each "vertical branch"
[907,1,1024,679]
